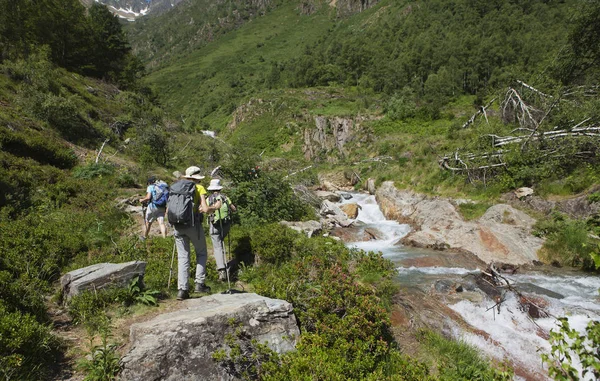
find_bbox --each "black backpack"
[167,180,196,226]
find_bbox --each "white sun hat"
[207,178,223,191]
[183,166,205,180]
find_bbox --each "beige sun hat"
[207,178,223,191]
[183,166,205,180]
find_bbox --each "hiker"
[206,178,237,281]
[167,166,220,300]
[139,177,168,239]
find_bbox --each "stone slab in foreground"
[119,293,300,381]
[60,261,146,300]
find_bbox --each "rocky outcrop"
[314,190,342,202]
[501,186,600,219]
[60,261,146,301]
[320,200,353,227]
[376,182,543,265]
[333,0,381,17]
[339,203,360,219]
[119,293,299,381]
[280,220,322,237]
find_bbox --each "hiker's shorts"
[145,205,165,223]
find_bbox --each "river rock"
[320,200,353,227]
[314,190,341,202]
[514,187,534,199]
[376,182,543,265]
[330,226,382,242]
[60,261,146,301]
[280,220,322,237]
[119,293,300,381]
[366,178,376,195]
[338,192,353,200]
[500,185,600,219]
[339,203,360,219]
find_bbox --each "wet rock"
[280,220,322,238]
[366,178,376,195]
[320,200,353,227]
[60,261,146,301]
[434,279,455,293]
[314,190,341,202]
[119,293,300,381]
[340,203,360,219]
[364,227,384,240]
[519,295,550,319]
[377,181,544,265]
[338,192,353,200]
[330,226,375,242]
[515,283,564,299]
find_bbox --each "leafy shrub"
[229,170,313,226]
[541,317,600,381]
[535,213,597,269]
[250,223,302,264]
[73,163,116,179]
[0,302,62,381]
[77,334,122,381]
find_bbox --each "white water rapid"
[339,192,600,381]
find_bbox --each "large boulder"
[314,190,342,203]
[119,293,300,381]
[60,261,146,301]
[339,203,360,219]
[320,200,353,227]
[376,182,543,265]
[280,220,322,237]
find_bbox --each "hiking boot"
[194,283,211,293]
[176,289,189,300]
[218,269,227,281]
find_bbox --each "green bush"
[0,303,62,381]
[73,163,116,179]
[542,317,600,381]
[77,334,121,381]
[535,213,597,269]
[250,223,302,264]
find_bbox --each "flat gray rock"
[119,293,300,381]
[60,261,146,300]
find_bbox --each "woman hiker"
[168,166,220,300]
[139,176,168,239]
[206,178,236,281]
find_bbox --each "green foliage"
[227,169,314,226]
[0,302,62,381]
[77,333,122,381]
[250,223,303,265]
[68,277,160,334]
[534,213,598,269]
[73,163,116,179]
[541,317,600,381]
[418,330,513,381]
[457,202,491,221]
[212,320,277,380]
[588,192,600,204]
[0,0,141,84]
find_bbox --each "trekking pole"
[167,238,176,289]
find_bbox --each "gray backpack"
[167,180,196,226]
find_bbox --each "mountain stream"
[337,192,600,381]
